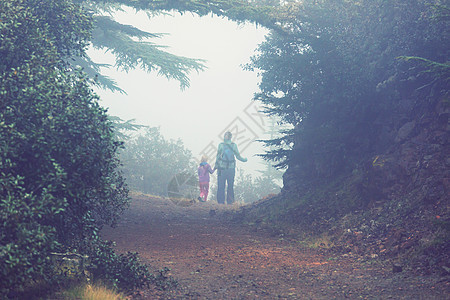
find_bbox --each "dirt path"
[101,193,449,299]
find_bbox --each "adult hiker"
[214,131,247,204]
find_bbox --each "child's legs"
[199,182,209,200]
[202,182,209,200]
[199,182,204,197]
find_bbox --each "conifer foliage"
[248,0,448,178]
[73,0,278,92]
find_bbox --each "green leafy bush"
[87,240,176,294]
[0,175,63,296]
[0,0,128,295]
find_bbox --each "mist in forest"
[3,0,448,297]
[88,9,283,200]
[89,9,273,175]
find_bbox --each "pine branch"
[109,116,148,141]
[70,55,126,93]
[91,15,206,89]
[397,56,450,80]
[94,15,163,40]
[80,1,280,91]
[91,0,279,28]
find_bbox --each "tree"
[248,0,448,179]
[120,127,194,196]
[78,4,205,92]
[234,168,281,204]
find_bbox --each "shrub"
[87,240,176,295]
[0,0,128,295]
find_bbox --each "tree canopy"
[71,0,280,92]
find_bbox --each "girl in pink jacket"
[197,155,215,202]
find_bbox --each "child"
[197,155,215,202]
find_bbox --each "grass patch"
[58,283,127,300]
[297,232,335,249]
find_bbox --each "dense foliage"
[120,127,194,196]
[87,240,177,294]
[0,0,132,295]
[244,0,449,271]
[234,168,281,204]
[248,0,448,178]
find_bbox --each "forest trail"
[101,193,449,299]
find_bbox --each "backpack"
[221,143,235,165]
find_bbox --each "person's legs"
[199,182,204,198]
[217,170,226,204]
[225,168,235,205]
[199,182,208,202]
[203,182,210,201]
[198,182,204,201]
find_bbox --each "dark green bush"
[0,0,128,295]
[0,174,63,297]
[87,240,176,294]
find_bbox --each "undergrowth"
[58,283,127,300]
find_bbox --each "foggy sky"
[88,8,272,175]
